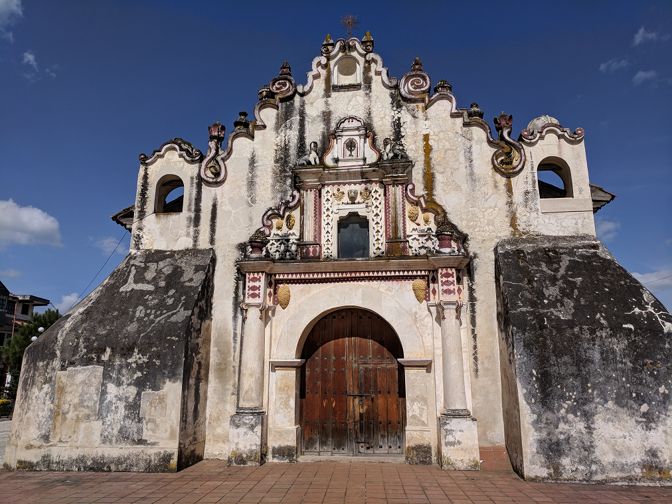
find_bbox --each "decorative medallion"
[334,188,345,201]
[423,212,432,226]
[275,218,284,231]
[277,284,291,310]
[348,189,358,202]
[412,279,427,304]
[285,213,295,230]
[408,205,419,222]
[361,187,371,200]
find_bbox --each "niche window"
[537,157,573,199]
[333,57,360,87]
[338,214,369,258]
[155,175,185,213]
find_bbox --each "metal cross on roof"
[340,13,360,38]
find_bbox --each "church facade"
[5,34,670,483]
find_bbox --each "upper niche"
[323,117,380,168]
[333,56,361,87]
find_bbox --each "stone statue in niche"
[297,141,320,166]
[382,138,408,161]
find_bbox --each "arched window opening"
[155,175,184,213]
[338,213,369,258]
[537,158,573,198]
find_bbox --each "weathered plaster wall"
[129,40,601,459]
[3,249,214,472]
[495,235,671,483]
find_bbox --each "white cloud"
[632,269,672,294]
[92,236,128,256]
[599,58,628,74]
[0,199,62,249]
[0,268,22,279]
[54,292,79,313]
[22,49,36,71]
[632,70,658,86]
[0,0,22,43]
[595,216,620,243]
[633,26,659,46]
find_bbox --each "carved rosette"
[492,112,526,178]
[269,61,297,101]
[399,58,431,102]
[199,122,227,184]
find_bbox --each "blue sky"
[1,0,671,312]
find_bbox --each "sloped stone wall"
[495,236,671,483]
[3,249,215,472]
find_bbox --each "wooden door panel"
[301,308,405,456]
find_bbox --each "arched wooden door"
[300,308,406,456]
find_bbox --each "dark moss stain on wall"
[273,100,295,202]
[247,150,258,206]
[134,165,149,249]
[505,179,522,237]
[192,175,203,247]
[297,97,306,159]
[209,195,217,246]
[389,90,403,144]
[423,133,434,202]
[467,255,479,377]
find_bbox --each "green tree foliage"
[1,308,61,400]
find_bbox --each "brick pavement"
[1,460,671,504]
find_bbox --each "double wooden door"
[300,309,405,456]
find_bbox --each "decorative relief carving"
[277,284,291,310]
[264,235,299,261]
[370,185,385,257]
[412,279,428,303]
[407,228,439,256]
[275,218,284,231]
[381,138,409,161]
[408,204,419,222]
[399,58,431,103]
[334,188,345,201]
[423,212,432,226]
[321,186,335,259]
[269,61,296,101]
[285,213,295,230]
[297,141,320,166]
[361,187,371,201]
[492,112,526,178]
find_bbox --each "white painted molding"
[270,359,305,370]
[398,358,432,369]
[540,198,592,214]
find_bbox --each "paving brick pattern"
[1,460,670,504]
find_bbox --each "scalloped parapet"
[139,138,202,165]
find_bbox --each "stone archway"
[266,284,435,464]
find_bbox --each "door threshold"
[298,454,405,464]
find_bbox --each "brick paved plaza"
[1,459,671,504]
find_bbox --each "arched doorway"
[300,308,406,456]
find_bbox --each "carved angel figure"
[298,141,320,166]
[382,138,408,161]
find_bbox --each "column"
[237,306,267,411]
[436,267,480,470]
[229,271,269,466]
[440,301,469,416]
